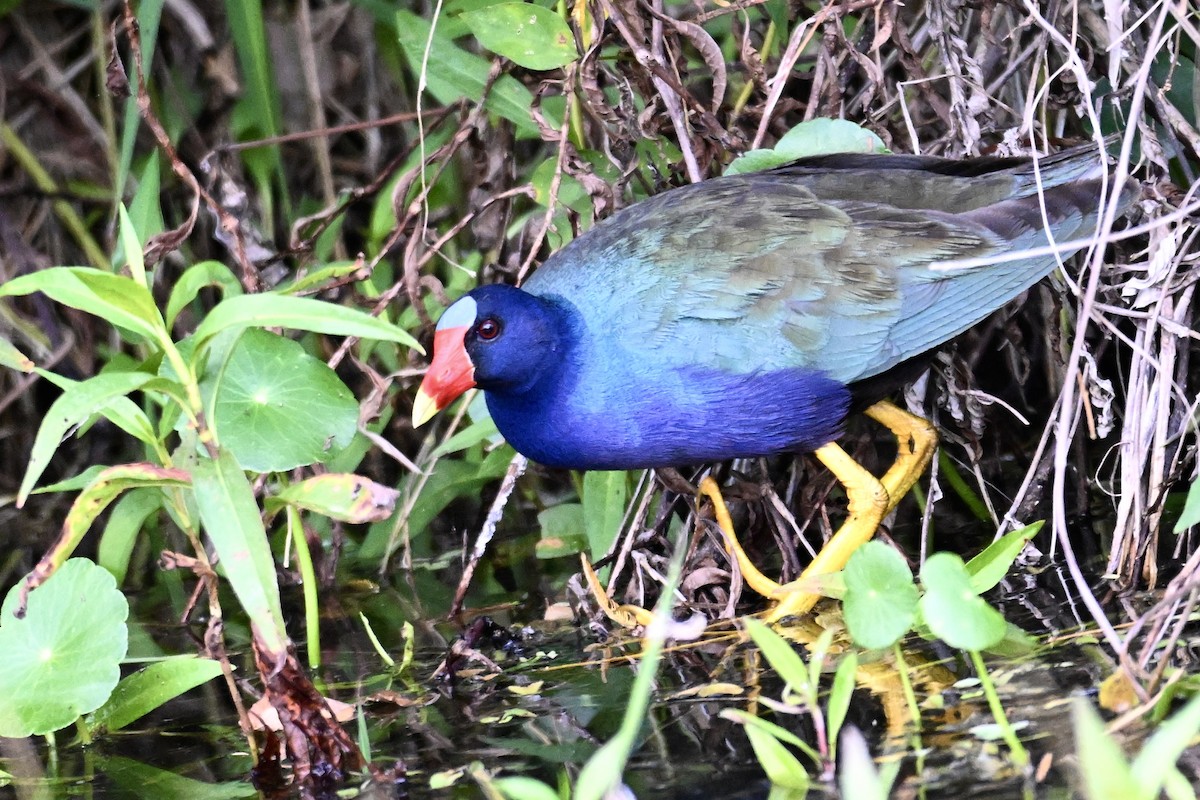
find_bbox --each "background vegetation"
[0,0,1197,796]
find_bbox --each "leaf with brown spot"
[15,464,190,617]
[266,473,399,524]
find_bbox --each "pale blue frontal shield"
[437,295,478,331]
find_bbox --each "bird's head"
[412,284,566,427]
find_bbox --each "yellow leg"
[864,400,938,513]
[580,554,656,629]
[707,400,938,622]
[768,443,890,619]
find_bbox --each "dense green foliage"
[0,0,1197,797]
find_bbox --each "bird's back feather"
[525,143,1137,384]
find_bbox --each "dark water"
[4,552,1167,800]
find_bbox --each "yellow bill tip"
[412,387,439,428]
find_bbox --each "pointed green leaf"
[493,776,562,800]
[192,449,288,653]
[0,267,166,343]
[966,522,1042,594]
[97,755,257,799]
[743,722,812,791]
[0,336,34,372]
[19,371,156,505]
[1175,477,1200,533]
[87,656,223,734]
[99,489,162,585]
[1071,698,1139,800]
[32,464,110,495]
[116,204,147,288]
[430,415,502,457]
[461,3,577,71]
[192,293,420,354]
[126,151,165,247]
[725,119,888,175]
[1130,694,1200,794]
[826,652,858,749]
[165,260,243,329]
[38,369,158,448]
[583,470,627,560]
[266,473,399,523]
[744,617,811,692]
[395,10,554,137]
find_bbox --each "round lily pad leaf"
[842,540,918,650]
[213,328,358,472]
[0,558,129,737]
[919,552,1007,651]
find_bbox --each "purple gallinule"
[413,143,1136,620]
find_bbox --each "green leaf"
[267,473,399,523]
[115,0,164,205]
[192,293,421,354]
[276,261,362,296]
[1175,477,1200,533]
[838,725,896,800]
[37,464,190,580]
[32,464,110,495]
[531,156,591,213]
[209,329,359,472]
[461,3,577,71]
[919,553,1006,651]
[431,415,502,457]
[98,488,162,585]
[126,151,165,248]
[116,204,147,288]
[583,471,627,560]
[966,521,1042,594]
[0,267,167,344]
[360,446,515,562]
[842,541,918,650]
[725,119,888,175]
[0,559,129,737]
[225,0,279,138]
[37,369,159,448]
[574,530,682,800]
[97,755,257,799]
[742,719,812,791]
[192,449,288,653]
[744,617,811,692]
[985,622,1038,658]
[721,708,816,757]
[0,336,34,372]
[87,657,223,734]
[165,260,244,330]
[18,371,155,505]
[724,149,793,176]
[494,776,563,800]
[1071,698,1140,800]
[1130,693,1200,795]
[395,10,556,138]
[826,652,858,750]
[536,503,587,559]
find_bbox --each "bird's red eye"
[476,318,501,340]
